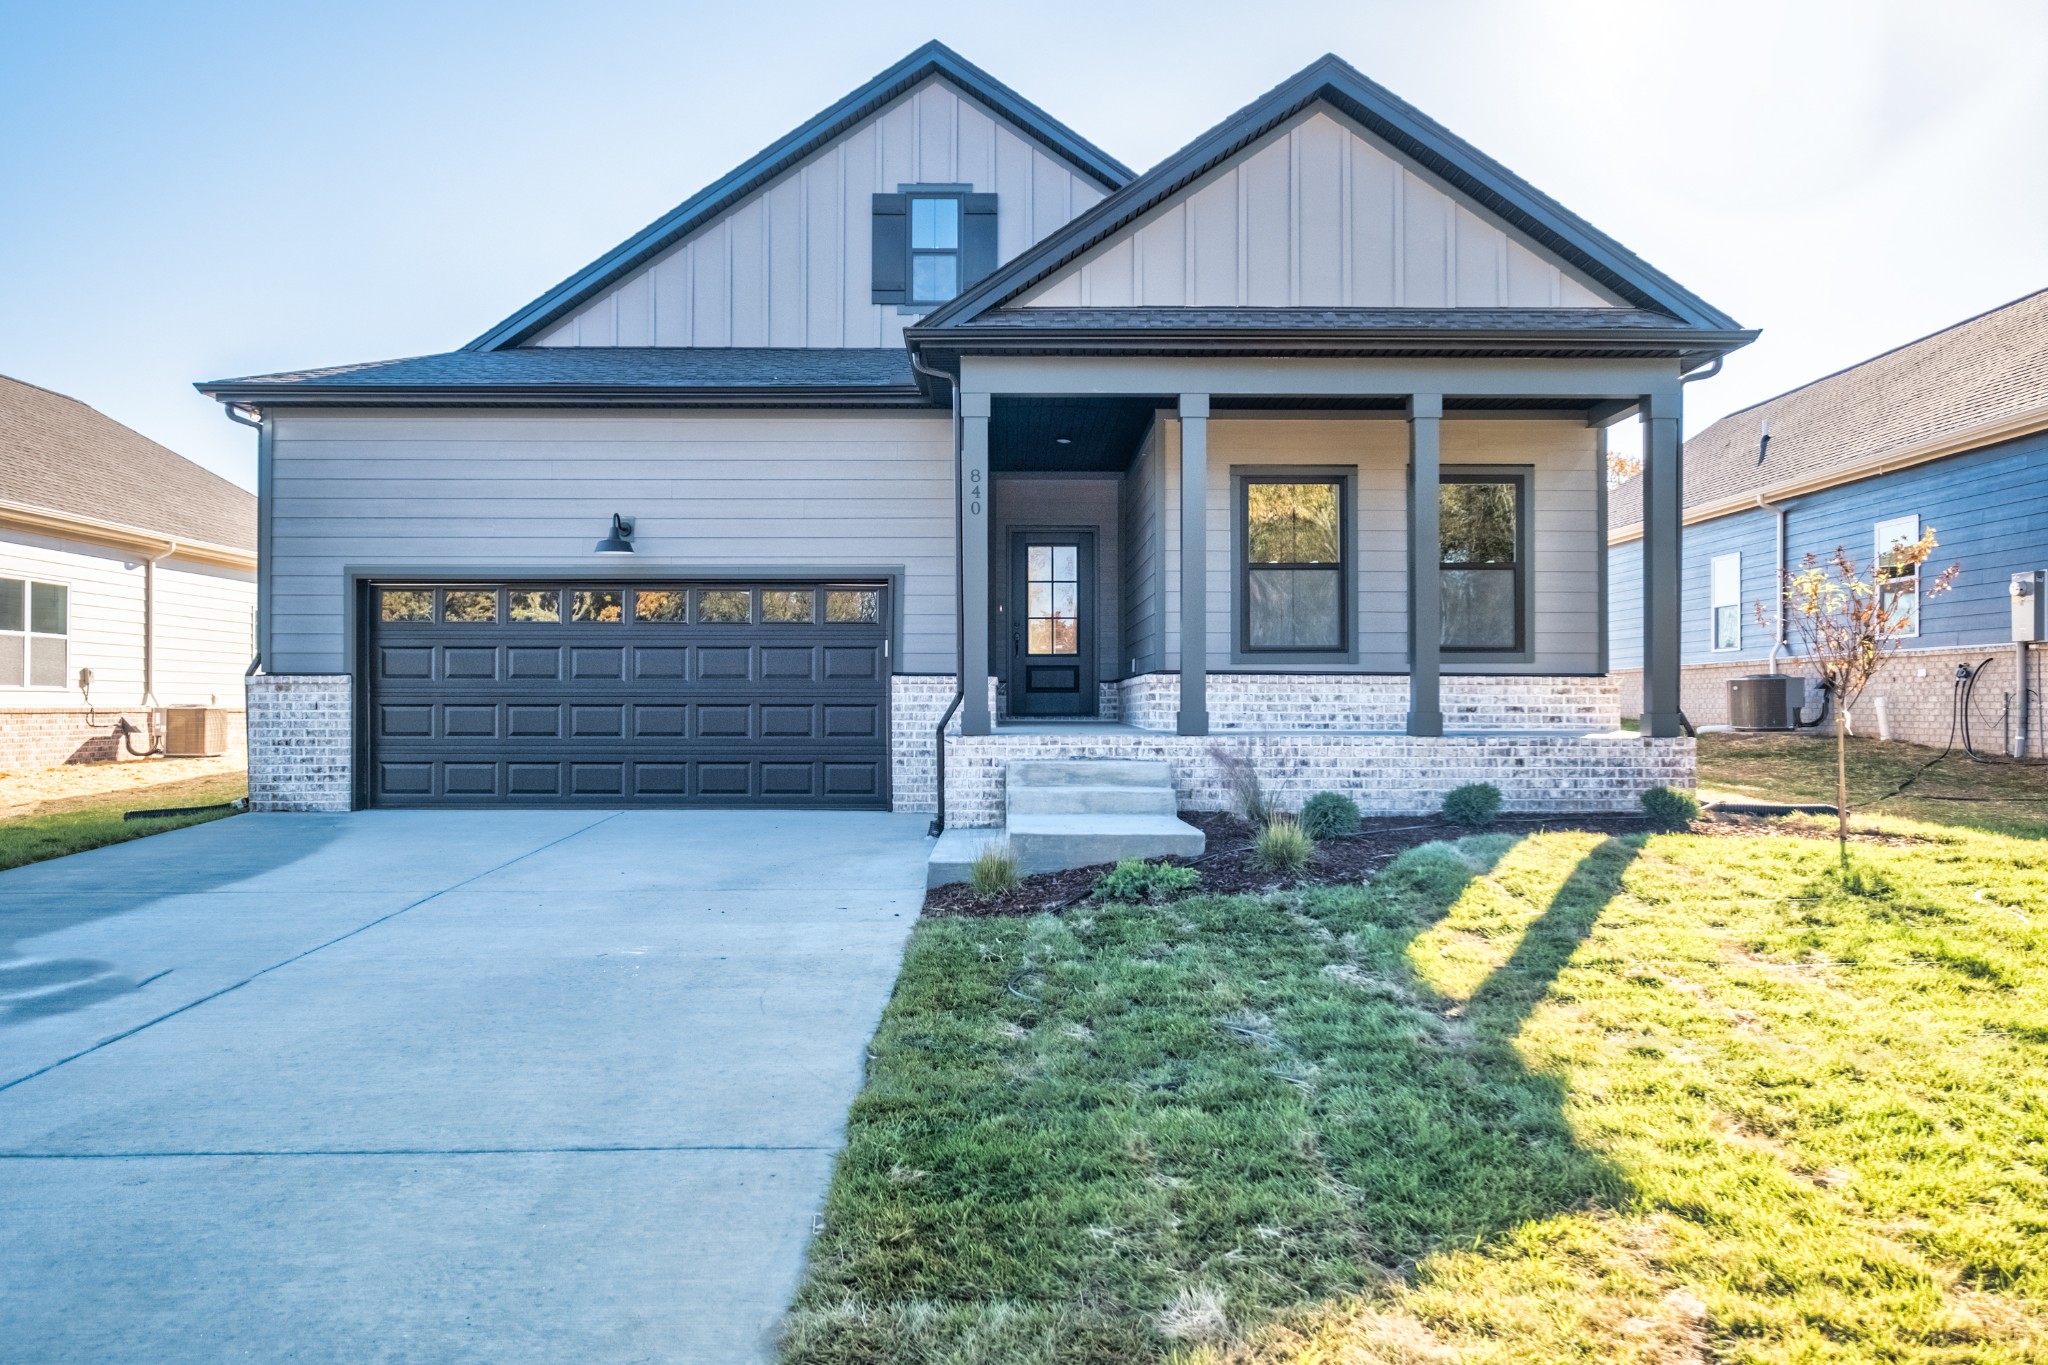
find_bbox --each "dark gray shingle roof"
[0,375,255,551]
[1612,288,2048,527]
[200,347,920,399]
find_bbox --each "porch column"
[1177,393,1209,736]
[1406,393,1443,737]
[1641,386,1685,738]
[961,391,993,736]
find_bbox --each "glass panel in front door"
[1026,544,1080,655]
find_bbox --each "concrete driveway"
[0,809,931,1363]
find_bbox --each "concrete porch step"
[927,826,1011,888]
[1004,783,1178,816]
[1005,759,1173,789]
[1006,813,1205,876]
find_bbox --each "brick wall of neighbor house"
[1116,674,1620,733]
[1614,644,2046,749]
[0,709,247,769]
[245,675,352,812]
[938,732,1693,828]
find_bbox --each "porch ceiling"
[990,395,1160,472]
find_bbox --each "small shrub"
[1640,786,1701,830]
[1442,782,1502,829]
[968,843,1021,900]
[1094,858,1201,903]
[1297,791,1361,839]
[1252,817,1315,875]
[1209,746,1272,824]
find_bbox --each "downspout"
[224,403,265,676]
[907,349,962,836]
[140,539,178,708]
[1757,493,1788,673]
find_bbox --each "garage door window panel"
[698,589,751,623]
[443,589,497,623]
[764,589,815,623]
[381,589,432,622]
[510,589,560,623]
[634,589,687,623]
[827,589,880,623]
[573,590,622,623]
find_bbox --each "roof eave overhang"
[194,383,937,410]
[908,325,1759,362]
[0,498,255,571]
[1609,399,2048,544]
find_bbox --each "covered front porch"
[910,354,1694,827]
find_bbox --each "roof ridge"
[1696,285,2048,432]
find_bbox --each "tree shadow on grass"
[783,831,1650,1363]
[1291,831,1644,1270]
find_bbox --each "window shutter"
[962,193,999,287]
[870,194,908,304]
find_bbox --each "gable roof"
[464,42,1133,353]
[1609,287,2048,532]
[916,53,1745,339]
[0,374,256,554]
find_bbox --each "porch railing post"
[1407,393,1444,737]
[961,392,993,736]
[1641,386,1685,738]
[1177,393,1210,736]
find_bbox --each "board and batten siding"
[266,411,956,675]
[1019,108,1621,311]
[0,529,255,710]
[1136,417,1602,675]
[1608,428,2048,671]
[529,77,1108,351]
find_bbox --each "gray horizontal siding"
[268,411,955,675]
[1609,428,2048,671]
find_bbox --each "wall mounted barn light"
[594,514,635,555]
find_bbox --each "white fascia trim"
[1608,402,2048,545]
[0,499,257,571]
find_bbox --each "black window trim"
[876,183,996,312]
[1232,468,1356,664]
[1437,465,1532,661]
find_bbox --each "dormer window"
[871,188,998,309]
[909,197,962,304]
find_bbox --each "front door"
[1006,532,1096,717]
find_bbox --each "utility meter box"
[2014,571,2047,642]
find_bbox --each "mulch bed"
[921,807,1942,918]
[927,809,1656,918]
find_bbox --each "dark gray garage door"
[366,581,889,808]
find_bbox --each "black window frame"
[1233,471,1354,662]
[1437,467,1531,659]
[871,186,997,309]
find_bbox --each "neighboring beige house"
[0,375,257,766]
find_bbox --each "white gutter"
[1609,400,2048,546]
[0,499,254,571]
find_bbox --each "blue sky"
[2,0,2043,489]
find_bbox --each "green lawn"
[785,821,2048,1362]
[1697,731,2048,840]
[0,771,246,873]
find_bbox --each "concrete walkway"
[0,809,931,1363]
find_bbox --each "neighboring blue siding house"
[1609,288,2048,747]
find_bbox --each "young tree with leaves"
[1767,529,1958,863]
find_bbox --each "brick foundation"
[0,709,247,768]
[1615,644,2047,750]
[246,674,353,812]
[1116,673,1620,733]
[939,730,1693,828]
